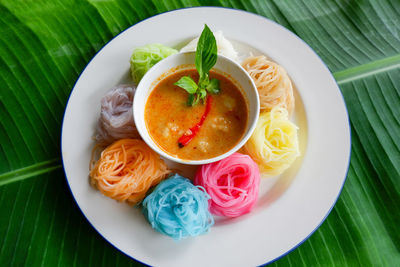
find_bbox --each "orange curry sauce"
[145,69,248,160]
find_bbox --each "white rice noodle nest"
[180,31,239,62]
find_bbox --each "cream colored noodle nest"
[242,56,295,115]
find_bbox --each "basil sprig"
[174,24,220,106]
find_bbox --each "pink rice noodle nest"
[194,153,260,217]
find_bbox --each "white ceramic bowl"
[133,52,259,165]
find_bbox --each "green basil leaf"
[195,24,217,80]
[199,88,207,99]
[206,78,220,94]
[174,76,198,94]
[198,73,209,89]
[187,94,195,106]
[192,94,200,106]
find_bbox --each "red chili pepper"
[178,95,213,148]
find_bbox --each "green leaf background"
[1,0,399,266]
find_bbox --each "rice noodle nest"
[89,139,170,205]
[194,153,260,217]
[244,107,300,176]
[142,174,214,240]
[242,55,295,115]
[95,84,140,144]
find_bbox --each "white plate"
[61,7,350,267]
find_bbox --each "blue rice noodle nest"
[142,174,214,240]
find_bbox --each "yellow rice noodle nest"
[245,107,299,176]
[242,56,294,115]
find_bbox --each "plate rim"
[61,6,351,266]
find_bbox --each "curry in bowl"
[145,68,249,160]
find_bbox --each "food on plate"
[180,30,238,62]
[145,69,248,160]
[194,153,260,217]
[95,84,139,144]
[130,43,178,83]
[142,174,214,240]
[87,24,301,240]
[143,25,248,160]
[244,107,299,176]
[90,139,170,205]
[242,55,294,115]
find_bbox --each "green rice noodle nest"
[130,43,178,83]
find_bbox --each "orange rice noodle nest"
[90,139,170,205]
[242,56,294,115]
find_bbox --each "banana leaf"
[1,0,399,266]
